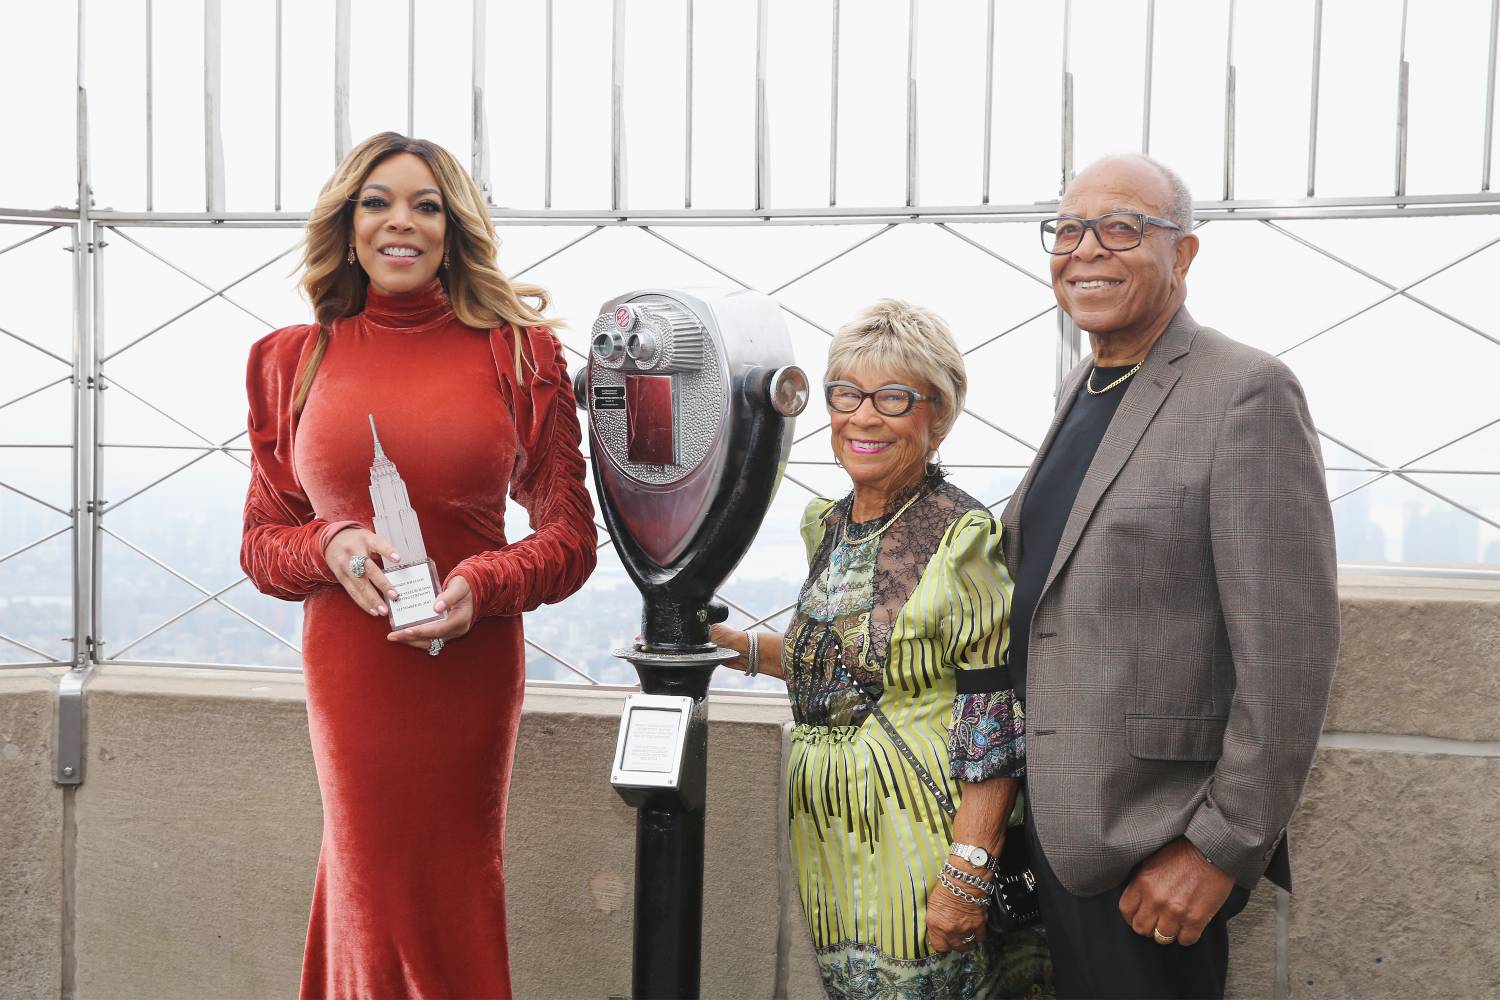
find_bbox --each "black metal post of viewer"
[576,289,807,999]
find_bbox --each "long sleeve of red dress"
[237,281,596,1000]
[240,324,362,600]
[446,327,598,618]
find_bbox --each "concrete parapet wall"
[0,575,1496,999]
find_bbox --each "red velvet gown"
[240,280,596,999]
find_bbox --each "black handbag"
[858,688,1041,933]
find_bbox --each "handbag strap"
[854,684,958,819]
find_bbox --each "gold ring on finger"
[1152,928,1176,945]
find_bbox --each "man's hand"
[1118,837,1235,947]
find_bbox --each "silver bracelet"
[744,630,761,678]
[942,861,994,895]
[938,873,989,908]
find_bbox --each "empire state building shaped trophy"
[367,414,447,631]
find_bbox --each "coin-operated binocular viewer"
[575,288,808,999]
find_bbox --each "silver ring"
[960,933,976,946]
[428,638,445,657]
[348,554,367,578]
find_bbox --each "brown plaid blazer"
[1000,307,1339,896]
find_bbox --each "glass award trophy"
[367,415,447,631]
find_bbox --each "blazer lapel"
[1038,308,1200,599]
[1002,361,1090,571]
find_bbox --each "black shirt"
[1009,364,1135,701]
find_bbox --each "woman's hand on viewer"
[387,575,474,650]
[324,527,402,618]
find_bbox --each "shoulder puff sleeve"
[239,325,361,601]
[446,326,597,619]
[939,508,1026,783]
[798,497,838,564]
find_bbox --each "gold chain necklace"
[842,488,926,546]
[1086,360,1144,395]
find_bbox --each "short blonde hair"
[826,299,966,439]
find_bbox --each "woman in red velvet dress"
[240,132,596,999]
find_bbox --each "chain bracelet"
[938,873,989,908]
[942,861,994,895]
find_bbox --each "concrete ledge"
[0,671,63,1000]
[1331,575,1500,742]
[1286,747,1500,998]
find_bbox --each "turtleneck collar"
[359,278,456,334]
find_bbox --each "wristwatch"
[948,842,996,870]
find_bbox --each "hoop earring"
[346,244,356,266]
[442,247,451,270]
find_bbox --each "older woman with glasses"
[713,301,1052,998]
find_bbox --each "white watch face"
[955,844,991,867]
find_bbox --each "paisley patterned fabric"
[783,478,1051,998]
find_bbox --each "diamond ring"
[348,554,367,578]
[428,638,445,657]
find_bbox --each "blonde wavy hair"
[826,299,966,439]
[294,132,557,412]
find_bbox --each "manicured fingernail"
[376,605,387,615]
[387,589,399,599]
[390,552,401,561]
[434,600,446,612]
[366,607,379,616]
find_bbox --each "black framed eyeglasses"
[1040,212,1182,255]
[824,381,930,417]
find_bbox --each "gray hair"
[1083,153,1194,234]
[826,299,966,440]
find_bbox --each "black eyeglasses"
[824,381,931,417]
[1040,212,1182,255]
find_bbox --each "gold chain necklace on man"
[842,488,926,546]
[1086,360,1144,395]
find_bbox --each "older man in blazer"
[1001,154,1339,998]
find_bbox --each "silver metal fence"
[2,1,1498,784]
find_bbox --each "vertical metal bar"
[90,229,105,666]
[63,0,96,788]
[1395,0,1409,198]
[981,0,995,204]
[203,0,225,212]
[1062,0,1074,194]
[145,0,153,211]
[1141,0,1155,154]
[685,0,694,208]
[545,0,553,208]
[274,0,283,210]
[829,0,840,206]
[472,0,491,203]
[1307,0,1324,197]
[756,0,770,211]
[1223,0,1237,201]
[905,0,918,207]
[334,0,351,164]
[406,0,415,136]
[612,0,626,212]
[1483,0,1497,190]
[1056,311,1081,396]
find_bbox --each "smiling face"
[351,153,448,295]
[1049,158,1198,344]
[829,366,940,504]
